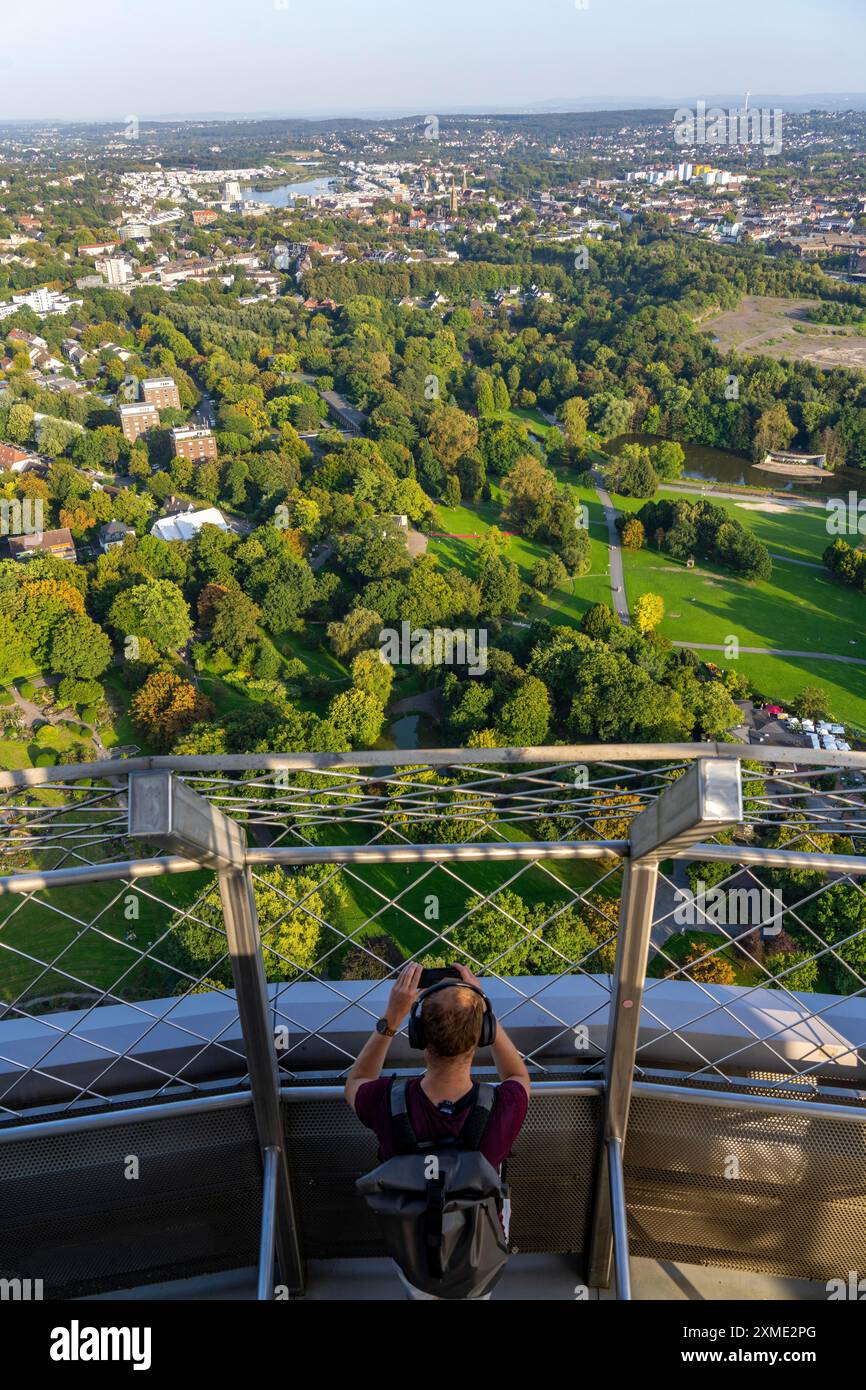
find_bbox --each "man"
[345,961,531,1298]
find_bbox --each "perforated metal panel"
[625,1094,866,1281]
[282,1093,601,1258]
[0,1105,261,1297]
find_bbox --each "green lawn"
[608,487,866,724]
[0,858,214,1005]
[430,479,612,627]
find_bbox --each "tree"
[764,950,819,993]
[351,648,394,706]
[109,580,193,653]
[592,394,633,441]
[131,671,214,750]
[479,553,521,618]
[752,401,796,462]
[607,443,658,499]
[327,687,386,747]
[210,587,261,659]
[560,396,589,450]
[795,686,830,721]
[6,402,34,444]
[531,554,568,594]
[580,603,621,641]
[162,866,346,987]
[426,405,479,471]
[48,614,112,680]
[676,945,736,985]
[327,607,384,662]
[648,440,685,480]
[447,678,494,736]
[457,452,485,501]
[621,517,646,550]
[443,474,461,507]
[501,455,556,532]
[495,675,551,746]
[633,592,665,635]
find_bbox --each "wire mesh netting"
[0,750,864,1124]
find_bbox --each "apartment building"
[118,402,160,444]
[141,377,181,411]
[170,426,217,463]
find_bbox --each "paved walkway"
[591,469,630,624]
[769,552,824,569]
[672,641,866,666]
[664,481,827,511]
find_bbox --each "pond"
[241,176,336,206]
[608,433,861,496]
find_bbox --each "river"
[608,433,862,496]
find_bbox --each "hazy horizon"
[2,0,865,124]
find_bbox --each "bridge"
[0,745,864,1300]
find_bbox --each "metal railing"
[0,744,865,1298]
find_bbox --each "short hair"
[422,985,483,1058]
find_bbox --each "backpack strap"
[425,1175,446,1279]
[459,1082,495,1152]
[388,1077,420,1155]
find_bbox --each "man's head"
[421,984,485,1061]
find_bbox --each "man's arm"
[453,963,531,1096]
[489,1022,531,1096]
[344,961,422,1110]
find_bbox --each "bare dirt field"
[702,295,866,372]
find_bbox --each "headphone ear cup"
[408,1004,423,1050]
[479,1008,496,1048]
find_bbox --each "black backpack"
[356,1078,510,1300]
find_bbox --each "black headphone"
[407,979,497,1051]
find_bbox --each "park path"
[672,641,866,666]
[591,470,631,625]
[663,480,827,511]
[769,552,824,569]
[9,682,113,758]
[540,408,631,625]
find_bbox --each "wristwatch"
[376,1017,398,1037]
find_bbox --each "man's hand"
[344,961,423,1110]
[384,961,423,1029]
[452,962,483,992]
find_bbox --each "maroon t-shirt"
[354,1076,528,1169]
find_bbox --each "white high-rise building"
[95,257,133,287]
[224,180,242,204]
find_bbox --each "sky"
[1,0,865,123]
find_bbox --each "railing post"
[587,759,743,1290]
[128,772,305,1295]
[218,863,305,1295]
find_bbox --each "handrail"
[257,1146,280,1301]
[0,740,865,788]
[607,1136,631,1300]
